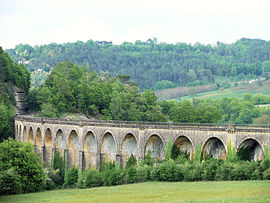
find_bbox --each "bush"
[0,138,45,193]
[51,151,65,187]
[125,154,137,169]
[184,162,203,181]
[83,169,103,188]
[151,160,184,182]
[63,166,78,188]
[231,162,250,180]
[263,168,270,180]
[47,168,62,188]
[103,167,124,186]
[215,162,234,181]
[202,159,223,181]
[126,166,138,183]
[0,168,22,195]
[137,165,152,182]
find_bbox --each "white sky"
[1,0,270,49]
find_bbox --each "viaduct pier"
[14,115,270,170]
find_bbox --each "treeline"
[0,47,31,141]
[28,60,270,125]
[5,38,270,89]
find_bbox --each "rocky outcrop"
[15,88,28,114]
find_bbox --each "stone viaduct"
[14,115,270,170]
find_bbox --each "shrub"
[0,168,22,195]
[231,162,250,180]
[248,161,263,180]
[174,152,189,165]
[215,162,234,181]
[194,144,202,162]
[184,162,203,181]
[103,167,124,186]
[125,154,137,169]
[63,166,78,188]
[171,144,180,160]
[47,168,62,188]
[202,159,221,181]
[263,168,270,180]
[165,139,173,160]
[140,151,154,166]
[137,165,152,182]
[51,151,65,187]
[151,160,179,181]
[126,166,138,183]
[0,138,45,193]
[79,169,103,188]
[99,161,115,173]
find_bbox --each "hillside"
[166,79,270,100]
[5,38,270,90]
[0,46,30,141]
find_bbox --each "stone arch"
[83,131,97,169]
[202,137,227,159]
[101,132,116,163]
[55,129,66,157]
[121,133,138,167]
[173,135,194,159]
[23,126,27,142]
[28,127,34,144]
[35,128,42,154]
[44,128,53,167]
[68,130,80,168]
[237,138,264,161]
[144,134,165,159]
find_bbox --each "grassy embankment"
[1,181,270,203]
[155,79,270,100]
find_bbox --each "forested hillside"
[5,38,270,89]
[0,47,30,141]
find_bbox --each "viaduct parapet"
[14,115,270,170]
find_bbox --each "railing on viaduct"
[14,115,270,170]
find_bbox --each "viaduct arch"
[15,115,270,169]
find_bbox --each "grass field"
[176,79,270,101]
[1,181,270,203]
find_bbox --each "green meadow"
[1,181,270,203]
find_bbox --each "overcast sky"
[1,0,270,49]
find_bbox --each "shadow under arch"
[202,137,227,160]
[101,132,116,163]
[35,128,42,154]
[173,135,194,159]
[23,126,27,142]
[237,138,264,161]
[144,134,165,159]
[121,133,138,167]
[28,127,34,144]
[44,128,53,167]
[55,129,66,158]
[68,130,80,168]
[83,131,97,169]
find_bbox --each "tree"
[0,103,14,142]
[0,138,45,193]
[169,100,195,123]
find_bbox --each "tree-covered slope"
[5,38,270,89]
[0,46,30,141]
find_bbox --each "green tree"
[169,100,195,123]
[0,138,45,193]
